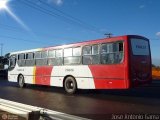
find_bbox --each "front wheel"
[18,75,25,88]
[64,77,77,94]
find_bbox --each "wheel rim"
[19,75,24,87]
[65,77,77,94]
[66,80,74,90]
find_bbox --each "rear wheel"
[64,76,77,94]
[18,75,25,88]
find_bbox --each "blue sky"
[0,0,160,66]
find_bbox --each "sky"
[0,0,159,66]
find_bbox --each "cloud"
[156,32,160,37]
[48,0,63,6]
[139,5,145,9]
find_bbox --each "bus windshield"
[131,38,149,56]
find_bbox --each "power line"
[19,0,105,35]
[38,0,105,34]
[0,23,31,36]
[0,26,25,34]
[21,0,90,30]
[19,0,87,32]
[0,23,25,33]
[0,23,159,47]
[0,35,51,44]
[0,23,24,31]
[0,23,80,41]
[0,23,159,42]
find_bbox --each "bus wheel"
[18,75,25,88]
[64,76,77,94]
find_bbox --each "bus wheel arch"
[63,75,77,94]
[17,74,25,88]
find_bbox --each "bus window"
[36,59,47,66]
[26,52,34,59]
[26,53,35,66]
[83,45,100,65]
[48,50,55,58]
[119,42,123,52]
[35,51,47,66]
[64,48,72,57]
[131,38,149,56]
[83,46,91,55]
[56,49,63,57]
[101,42,124,64]
[53,49,63,65]
[83,46,92,65]
[92,45,99,55]
[118,42,124,63]
[18,53,25,60]
[64,47,81,65]
[73,47,81,56]
[48,50,55,66]
[91,45,100,64]
[9,55,16,70]
[41,51,48,58]
[35,51,41,59]
[18,53,25,66]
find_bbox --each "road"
[0,79,160,120]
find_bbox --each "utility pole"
[104,33,113,38]
[0,43,3,56]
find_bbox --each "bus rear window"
[131,38,149,56]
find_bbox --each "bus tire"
[64,76,77,94]
[18,74,25,88]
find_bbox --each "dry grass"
[152,67,160,79]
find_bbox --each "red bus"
[8,35,152,94]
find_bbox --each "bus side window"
[82,46,92,65]
[35,51,41,59]
[48,50,55,58]
[64,48,72,65]
[91,45,100,64]
[48,50,56,66]
[54,49,63,66]
[101,44,109,64]
[118,42,124,63]
[35,51,48,66]
[26,52,35,66]
[35,51,42,66]
[64,47,81,65]
[101,42,124,64]
[119,42,123,51]
[82,45,99,65]
[41,51,48,65]
[72,47,81,64]
[41,51,48,58]
[73,47,81,56]
[17,53,25,67]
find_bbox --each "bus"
[8,35,152,94]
